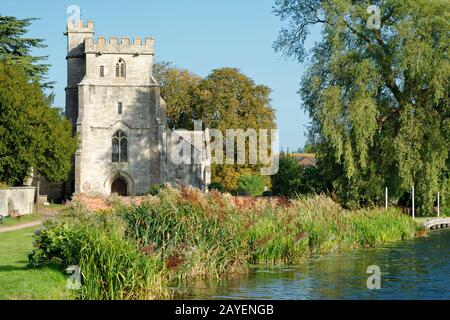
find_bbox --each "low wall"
[0,187,36,217]
[0,190,8,216]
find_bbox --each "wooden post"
[412,185,415,220]
[385,187,388,210]
[437,191,440,218]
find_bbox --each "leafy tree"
[237,174,265,197]
[302,143,316,154]
[0,62,77,186]
[274,0,450,214]
[194,68,276,191]
[153,62,201,129]
[155,65,276,192]
[271,152,327,197]
[271,153,304,197]
[0,15,52,88]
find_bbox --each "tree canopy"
[274,0,450,214]
[0,15,52,88]
[153,62,202,129]
[194,68,276,191]
[271,152,326,197]
[155,64,276,191]
[0,62,77,186]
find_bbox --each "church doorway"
[111,178,128,196]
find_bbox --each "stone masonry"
[59,20,210,198]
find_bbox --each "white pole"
[412,185,415,220]
[385,187,388,210]
[437,191,440,218]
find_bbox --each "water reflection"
[178,230,450,299]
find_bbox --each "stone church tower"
[62,20,210,198]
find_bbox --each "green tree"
[155,65,276,192]
[271,152,326,197]
[274,0,450,214]
[194,68,276,191]
[0,62,77,186]
[271,153,304,197]
[0,16,52,88]
[153,62,202,129]
[237,174,265,197]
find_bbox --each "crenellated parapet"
[65,20,95,34]
[85,36,154,55]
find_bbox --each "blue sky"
[1,0,320,150]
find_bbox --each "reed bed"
[30,186,421,299]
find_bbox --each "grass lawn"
[0,214,42,228]
[0,226,72,300]
[40,203,68,211]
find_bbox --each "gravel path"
[0,207,61,233]
[0,220,43,233]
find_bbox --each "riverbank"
[178,228,450,299]
[28,186,422,299]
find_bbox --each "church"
[40,20,210,200]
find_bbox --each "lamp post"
[412,185,415,220]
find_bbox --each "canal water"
[178,229,450,299]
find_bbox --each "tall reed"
[30,186,422,299]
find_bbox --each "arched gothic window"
[115,59,126,78]
[112,130,128,162]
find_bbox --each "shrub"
[149,184,164,196]
[237,175,265,197]
[208,182,224,192]
[29,213,166,299]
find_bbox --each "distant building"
[290,153,317,168]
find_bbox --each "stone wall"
[61,20,210,198]
[0,187,36,217]
[75,84,163,195]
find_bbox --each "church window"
[118,102,123,114]
[100,66,104,77]
[116,59,126,78]
[112,130,128,163]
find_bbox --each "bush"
[149,184,164,196]
[271,153,326,198]
[237,175,265,197]
[208,182,224,192]
[271,154,303,197]
[29,213,166,299]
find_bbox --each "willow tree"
[274,0,449,214]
